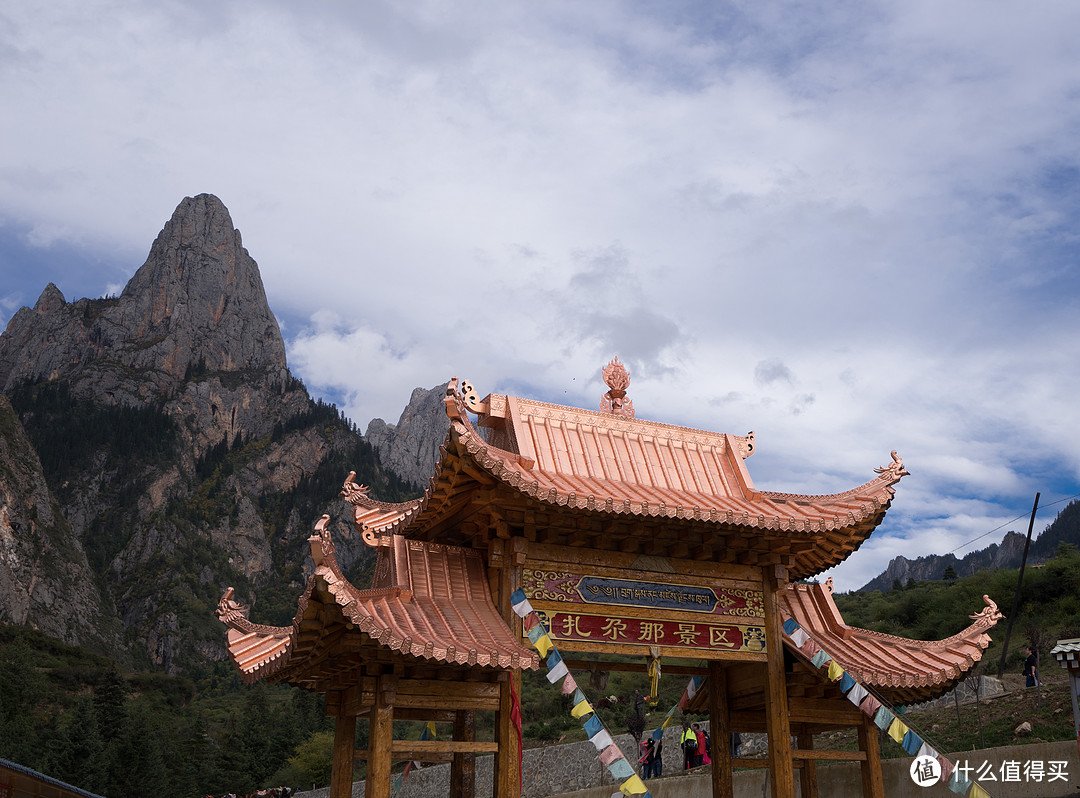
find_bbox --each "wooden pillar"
[451,709,477,798]
[762,565,795,797]
[796,728,818,798]
[329,712,357,798]
[708,661,733,798]
[857,715,885,798]
[494,671,521,798]
[492,535,525,798]
[365,675,396,798]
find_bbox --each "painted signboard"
[522,567,765,621]
[537,609,766,654]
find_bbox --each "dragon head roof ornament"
[600,356,635,418]
[873,451,910,483]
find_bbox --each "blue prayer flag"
[583,714,603,738]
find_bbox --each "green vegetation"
[9,380,178,489]
[8,376,418,670]
[0,625,332,797]
[834,541,1080,674]
[4,538,1078,795]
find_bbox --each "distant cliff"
[859,500,1080,592]
[365,383,451,489]
[0,194,419,671]
[0,394,127,658]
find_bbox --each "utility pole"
[997,493,1040,680]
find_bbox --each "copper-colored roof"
[217,517,538,684]
[782,581,1003,704]
[345,378,910,579]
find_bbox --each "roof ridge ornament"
[600,356,635,418]
[873,450,910,483]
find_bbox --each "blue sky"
[1,1,1078,591]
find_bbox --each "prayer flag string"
[782,615,993,798]
[510,589,654,797]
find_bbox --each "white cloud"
[1,0,1079,591]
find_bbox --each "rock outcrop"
[0,194,409,673]
[0,394,126,658]
[861,530,1042,592]
[365,383,451,488]
[0,194,287,399]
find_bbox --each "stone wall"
[295,723,691,798]
[296,737,1079,798]
[551,739,1080,798]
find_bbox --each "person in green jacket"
[681,722,698,769]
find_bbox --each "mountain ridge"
[858,499,1080,592]
[0,194,442,672]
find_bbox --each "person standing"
[1023,646,1039,687]
[639,739,655,778]
[692,723,706,767]
[681,723,697,769]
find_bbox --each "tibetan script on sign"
[536,610,767,654]
[522,568,764,620]
[578,576,716,612]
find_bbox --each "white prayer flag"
[546,660,569,683]
[846,683,868,706]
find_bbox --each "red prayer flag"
[599,743,623,765]
[511,677,523,788]
[859,694,881,718]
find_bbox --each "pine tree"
[48,696,107,793]
[0,637,44,767]
[172,710,216,798]
[109,702,170,798]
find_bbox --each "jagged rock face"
[860,530,1039,592]
[0,395,126,659]
[365,383,451,488]
[0,193,413,674]
[0,193,288,399]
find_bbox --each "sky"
[1,1,1078,592]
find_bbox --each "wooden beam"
[394,695,500,711]
[396,680,501,698]
[792,748,865,762]
[708,661,733,798]
[732,758,805,769]
[330,711,356,798]
[365,676,394,798]
[761,567,794,798]
[858,715,885,798]
[451,711,477,798]
[494,672,520,798]
[562,659,708,676]
[798,729,819,798]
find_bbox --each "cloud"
[754,359,794,387]
[1,0,1078,590]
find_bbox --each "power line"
[946,492,1080,555]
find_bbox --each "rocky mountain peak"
[33,283,66,314]
[118,193,286,378]
[0,194,287,399]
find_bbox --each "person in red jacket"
[692,723,706,767]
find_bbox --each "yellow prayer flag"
[534,635,553,658]
[660,715,673,729]
[968,783,990,798]
[887,717,907,744]
[571,698,593,719]
[827,660,843,681]
[619,774,649,795]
